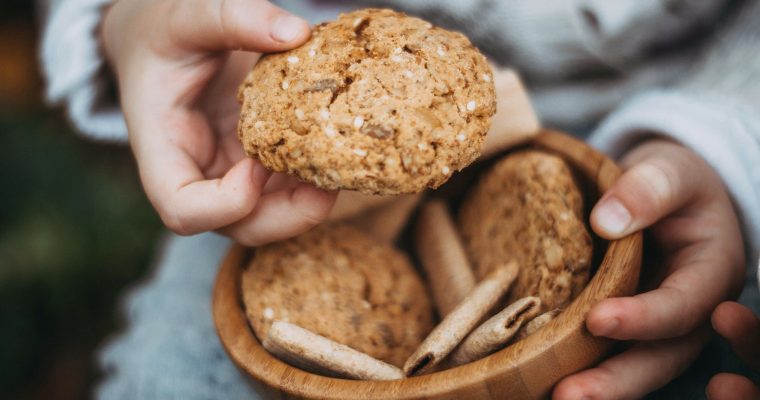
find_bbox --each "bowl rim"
[213,129,643,399]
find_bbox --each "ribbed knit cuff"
[41,0,127,142]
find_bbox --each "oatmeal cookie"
[242,224,434,367]
[459,150,593,311]
[238,8,496,194]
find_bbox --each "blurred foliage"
[0,109,162,399]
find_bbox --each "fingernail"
[271,14,306,43]
[595,198,631,236]
[593,317,619,337]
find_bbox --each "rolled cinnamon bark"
[350,193,421,242]
[328,191,395,221]
[263,320,405,381]
[415,199,476,316]
[449,297,541,366]
[403,262,519,376]
[515,308,562,341]
[480,68,540,158]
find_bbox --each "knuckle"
[626,161,678,211]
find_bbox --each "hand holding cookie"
[101,0,337,246]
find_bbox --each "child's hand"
[101,0,337,245]
[707,301,760,400]
[554,139,746,399]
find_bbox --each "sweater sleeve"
[41,0,127,142]
[589,1,760,268]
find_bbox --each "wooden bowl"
[213,130,643,399]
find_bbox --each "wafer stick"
[415,200,476,316]
[403,262,519,376]
[328,191,396,221]
[350,194,421,242]
[263,321,405,381]
[480,68,540,158]
[515,308,562,341]
[449,297,541,366]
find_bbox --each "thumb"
[590,141,702,239]
[169,0,311,53]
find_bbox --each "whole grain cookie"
[238,8,496,195]
[459,150,593,311]
[242,224,434,367]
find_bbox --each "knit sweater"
[40,0,760,398]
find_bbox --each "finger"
[133,110,272,234]
[168,0,311,53]
[220,183,337,246]
[553,328,710,400]
[712,301,760,371]
[591,141,702,239]
[587,244,731,340]
[707,373,760,400]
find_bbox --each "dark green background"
[1,2,163,398]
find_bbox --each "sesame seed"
[467,100,476,111]
[353,18,363,28]
[325,126,337,137]
[353,116,364,129]
[361,300,371,309]
[281,81,290,89]
[287,56,299,64]
[353,148,368,157]
[482,73,491,82]
[308,48,316,58]
[437,46,446,57]
[442,166,451,174]
[294,109,305,119]
[403,70,414,78]
[263,307,274,319]
[254,121,264,129]
[393,47,402,54]
[320,108,330,120]
[417,143,427,150]
[456,132,466,142]
[391,55,403,63]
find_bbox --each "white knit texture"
[42,0,127,141]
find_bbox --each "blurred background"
[0,1,163,399]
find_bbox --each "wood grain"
[213,130,643,399]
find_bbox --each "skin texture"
[553,140,746,400]
[706,301,760,400]
[101,0,337,246]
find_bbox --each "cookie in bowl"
[459,150,593,311]
[241,223,434,368]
